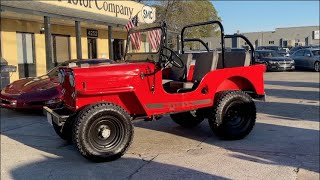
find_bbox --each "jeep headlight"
[58,70,65,84]
[69,72,75,87]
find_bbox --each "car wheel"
[52,117,74,143]
[73,103,133,162]
[170,110,204,128]
[208,91,256,140]
[314,62,320,72]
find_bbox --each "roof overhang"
[1,0,156,26]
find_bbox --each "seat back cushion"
[192,51,218,82]
[169,53,192,81]
[217,52,248,69]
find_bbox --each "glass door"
[16,32,36,78]
[88,38,97,59]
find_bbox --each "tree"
[149,0,220,50]
[154,0,221,37]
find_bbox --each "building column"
[44,16,53,71]
[75,21,82,59]
[108,26,113,60]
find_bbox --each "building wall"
[1,17,128,82]
[200,26,319,50]
[241,26,320,48]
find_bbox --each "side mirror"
[306,54,311,57]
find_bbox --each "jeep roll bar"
[224,34,255,64]
[181,20,225,67]
[183,38,210,52]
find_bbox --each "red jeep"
[44,21,265,162]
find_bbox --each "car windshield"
[312,50,320,56]
[127,28,162,54]
[259,51,281,58]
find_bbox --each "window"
[312,50,320,56]
[269,41,274,44]
[294,50,304,56]
[17,33,35,64]
[16,32,36,78]
[0,33,2,57]
[304,50,312,56]
[52,35,71,64]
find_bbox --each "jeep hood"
[72,62,153,90]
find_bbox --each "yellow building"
[0,0,155,83]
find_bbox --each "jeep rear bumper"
[43,106,75,126]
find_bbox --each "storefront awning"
[1,0,156,26]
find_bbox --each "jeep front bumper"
[43,106,74,126]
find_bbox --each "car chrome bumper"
[267,64,295,71]
[43,106,74,126]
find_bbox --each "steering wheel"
[161,46,184,69]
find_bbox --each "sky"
[212,1,319,34]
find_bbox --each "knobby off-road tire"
[170,110,205,128]
[73,103,133,162]
[209,91,256,140]
[52,118,74,143]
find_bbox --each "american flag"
[148,29,161,50]
[125,15,141,50]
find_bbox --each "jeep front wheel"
[52,119,73,143]
[170,110,204,128]
[73,103,133,162]
[209,91,256,140]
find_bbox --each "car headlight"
[58,70,65,84]
[69,72,75,87]
[290,60,295,63]
[268,61,278,64]
[10,100,17,107]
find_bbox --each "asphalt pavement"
[1,71,319,180]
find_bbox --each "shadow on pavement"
[9,155,228,180]
[265,81,320,88]
[256,101,319,122]
[265,88,320,101]
[1,109,228,180]
[133,117,320,173]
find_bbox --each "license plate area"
[47,112,53,126]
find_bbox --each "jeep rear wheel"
[73,103,133,162]
[170,110,204,128]
[209,91,256,140]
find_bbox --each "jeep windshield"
[125,23,163,62]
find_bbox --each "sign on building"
[313,30,319,40]
[87,29,98,38]
[141,6,155,24]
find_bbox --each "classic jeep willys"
[44,20,265,162]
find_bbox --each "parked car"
[290,48,320,72]
[279,48,290,57]
[256,46,289,57]
[230,48,246,52]
[255,50,295,71]
[256,46,281,51]
[0,59,113,110]
[288,46,320,55]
